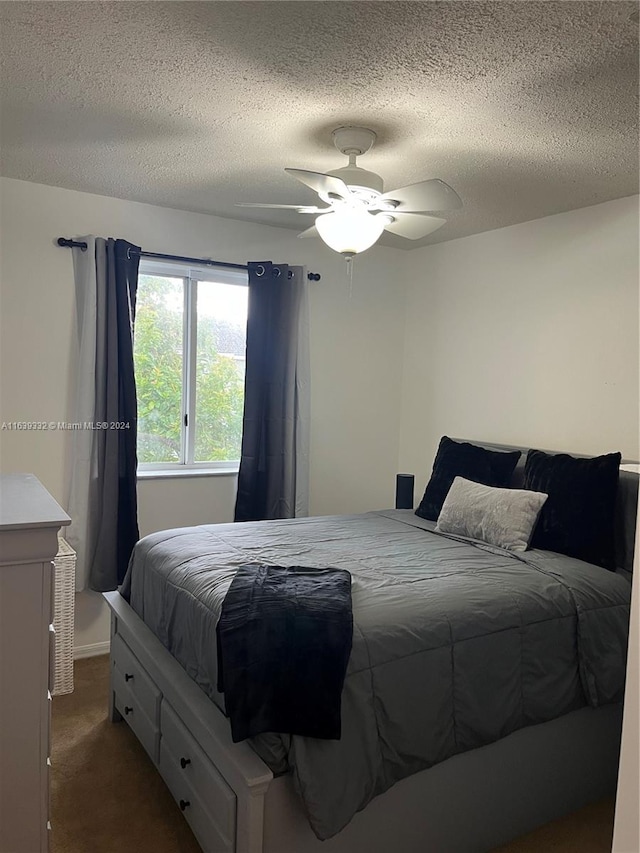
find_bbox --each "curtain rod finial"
[57,237,87,251]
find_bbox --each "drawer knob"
[124,706,133,716]
[180,757,191,769]
[125,673,134,682]
[179,799,190,811]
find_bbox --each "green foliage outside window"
[134,275,246,465]
[195,315,245,462]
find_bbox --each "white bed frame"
[104,590,623,853]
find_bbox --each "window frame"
[135,260,248,477]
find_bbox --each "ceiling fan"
[237,126,462,257]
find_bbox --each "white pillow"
[435,476,548,552]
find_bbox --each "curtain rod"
[56,238,321,281]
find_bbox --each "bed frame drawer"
[113,668,160,764]
[112,632,161,727]
[160,699,236,852]
[159,739,234,853]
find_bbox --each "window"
[133,261,248,474]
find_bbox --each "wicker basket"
[53,535,76,695]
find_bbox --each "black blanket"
[216,564,353,743]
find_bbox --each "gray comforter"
[122,510,631,840]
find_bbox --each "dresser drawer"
[46,756,52,833]
[45,690,52,759]
[49,561,56,625]
[113,669,160,764]
[160,700,236,852]
[112,632,161,727]
[48,624,56,691]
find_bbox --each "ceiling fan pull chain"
[345,255,354,299]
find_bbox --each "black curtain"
[234,261,303,522]
[90,238,140,590]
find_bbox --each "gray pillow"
[435,476,548,552]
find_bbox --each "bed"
[104,440,637,853]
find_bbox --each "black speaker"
[395,474,415,510]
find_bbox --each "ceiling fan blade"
[297,225,319,239]
[285,168,351,200]
[236,203,326,213]
[380,179,462,212]
[382,213,446,240]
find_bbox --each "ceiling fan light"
[315,209,387,255]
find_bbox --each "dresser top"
[0,474,70,530]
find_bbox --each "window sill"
[137,467,239,481]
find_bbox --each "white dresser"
[0,474,70,853]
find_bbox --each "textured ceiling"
[0,1,638,248]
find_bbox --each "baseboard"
[74,640,110,659]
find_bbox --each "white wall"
[0,177,408,651]
[399,196,640,494]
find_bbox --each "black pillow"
[415,437,521,521]
[524,449,621,569]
